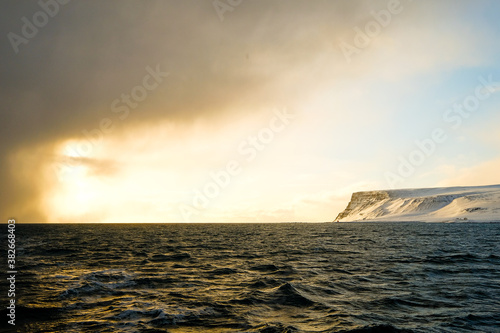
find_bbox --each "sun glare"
[47,166,96,219]
[43,140,104,221]
[60,139,94,158]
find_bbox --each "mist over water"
[1,222,499,332]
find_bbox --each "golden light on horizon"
[46,164,99,222]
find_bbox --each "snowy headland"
[335,184,500,222]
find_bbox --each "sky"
[1,0,500,223]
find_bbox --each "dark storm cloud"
[0,0,382,221]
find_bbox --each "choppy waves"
[1,222,499,332]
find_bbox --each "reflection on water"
[1,222,499,332]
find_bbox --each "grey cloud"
[0,0,458,221]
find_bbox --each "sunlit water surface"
[1,222,499,333]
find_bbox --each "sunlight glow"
[47,164,99,220]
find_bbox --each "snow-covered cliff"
[335,184,500,222]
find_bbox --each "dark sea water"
[1,222,500,333]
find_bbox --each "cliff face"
[334,185,500,222]
[334,191,390,221]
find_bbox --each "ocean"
[1,222,499,333]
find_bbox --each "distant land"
[335,184,500,222]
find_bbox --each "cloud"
[1,0,499,221]
[56,156,118,177]
[0,0,372,221]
